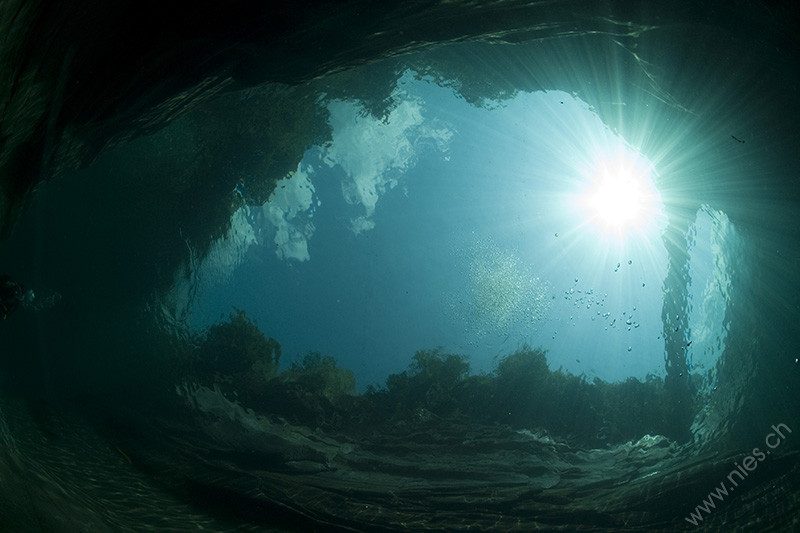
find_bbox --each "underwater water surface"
[0,11,798,532]
[186,71,689,389]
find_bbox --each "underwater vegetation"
[189,312,357,428]
[184,312,681,447]
[281,351,356,403]
[193,309,281,386]
[256,352,359,429]
[369,346,677,446]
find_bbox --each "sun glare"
[589,168,646,227]
[580,150,660,236]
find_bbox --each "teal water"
[187,78,673,388]
[0,16,798,532]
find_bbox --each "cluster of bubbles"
[561,282,606,312]
[561,283,640,329]
[457,240,551,338]
[554,260,645,353]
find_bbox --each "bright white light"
[589,167,646,227]
[580,150,660,235]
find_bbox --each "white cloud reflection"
[322,74,454,234]
[196,69,454,278]
[262,164,317,261]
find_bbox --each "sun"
[580,150,659,235]
[588,167,646,227]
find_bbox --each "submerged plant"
[282,351,356,403]
[195,309,281,379]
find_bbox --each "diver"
[0,274,37,320]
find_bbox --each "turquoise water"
[187,76,675,388]
[0,17,798,532]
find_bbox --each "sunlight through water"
[183,73,675,387]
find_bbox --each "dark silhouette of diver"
[1,274,28,319]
